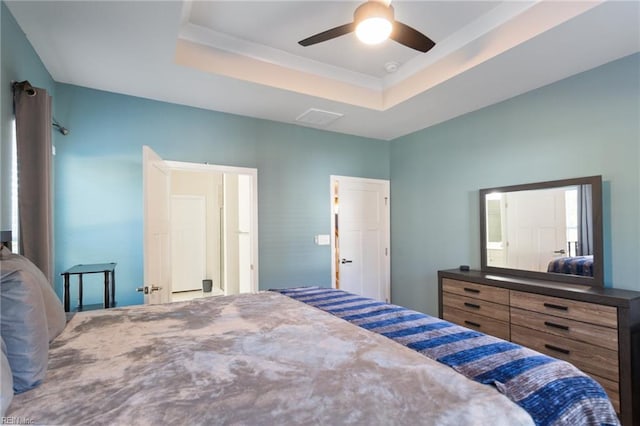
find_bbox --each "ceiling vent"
[295,108,344,127]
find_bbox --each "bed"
[547,255,594,277]
[1,252,619,425]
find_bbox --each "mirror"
[480,176,603,287]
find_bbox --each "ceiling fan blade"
[390,21,435,53]
[298,23,355,47]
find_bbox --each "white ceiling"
[6,0,640,141]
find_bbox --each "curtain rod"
[12,80,36,97]
[12,80,70,135]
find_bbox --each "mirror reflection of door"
[487,187,580,273]
[504,188,567,272]
[142,148,258,304]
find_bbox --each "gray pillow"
[0,337,13,416]
[0,247,66,342]
[0,266,48,393]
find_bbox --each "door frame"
[329,175,390,301]
[158,159,259,293]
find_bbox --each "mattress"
[276,287,619,426]
[7,291,534,425]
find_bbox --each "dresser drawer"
[443,306,510,340]
[510,308,618,351]
[510,291,617,328]
[442,278,509,305]
[442,292,510,322]
[511,325,619,382]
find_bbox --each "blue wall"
[390,53,640,315]
[53,84,389,306]
[3,2,639,314]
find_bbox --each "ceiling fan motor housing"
[354,2,394,26]
[354,1,395,44]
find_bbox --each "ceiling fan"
[298,0,435,53]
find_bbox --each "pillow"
[0,266,48,393]
[0,337,13,416]
[0,247,66,342]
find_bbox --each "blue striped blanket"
[274,287,619,426]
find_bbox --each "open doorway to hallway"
[142,146,258,305]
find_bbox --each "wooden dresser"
[438,269,640,425]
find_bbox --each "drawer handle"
[463,287,480,294]
[544,344,570,355]
[464,320,481,328]
[543,302,568,311]
[464,302,481,309]
[544,321,569,331]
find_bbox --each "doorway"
[142,146,258,304]
[170,195,206,293]
[330,175,390,302]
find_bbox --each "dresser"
[438,269,640,425]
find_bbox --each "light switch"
[315,234,330,245]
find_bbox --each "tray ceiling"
[6,0,640,140]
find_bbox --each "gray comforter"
[8,292,534,425]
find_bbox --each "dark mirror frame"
[479,175,603,287]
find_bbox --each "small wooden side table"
[62,263,117,312]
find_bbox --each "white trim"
[164,160,257,176]
[179,22,382,92]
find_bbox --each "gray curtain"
[577,184,593,256]
[13,84,54,285]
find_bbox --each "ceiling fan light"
[356,18,392,45]
[354,1,394,45]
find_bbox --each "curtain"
[577,184,593,256]
[13,83,54,285]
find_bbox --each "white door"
[142,146,171,304]
[170,195,206,293]
[504,188,568,272]
[331,176,390,302]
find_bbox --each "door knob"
[553,249,566,254]
[136,286,161,294]
[341,259,353,264]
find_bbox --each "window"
[11,118,19,249]
[565,187,578,256]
